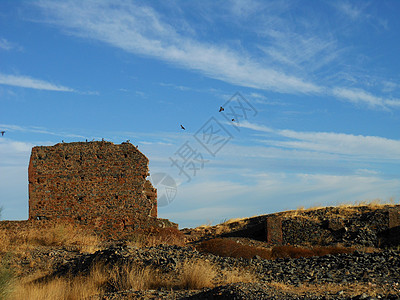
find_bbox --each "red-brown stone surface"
[266,216,283,245]
[27,141,175,237]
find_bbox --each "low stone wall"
[0,218,178,240]
[221,205,400,248]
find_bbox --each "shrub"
[0,262,13,300]
[3,224,99,255]
[177,260,216,289]
[128,227,185,248]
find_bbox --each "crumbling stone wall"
[28,141,172,236]
[216,205,400,248]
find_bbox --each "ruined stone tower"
[28,141,175,236]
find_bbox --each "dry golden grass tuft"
[127,227,185,248]
[0,223,100,256]
[281,199,399,221]
[8,257,258,299]
[11,274,102,300]
[219,267,257,285]
[176,260,216,289]
[0,261,13,300]
[0,230,11,254]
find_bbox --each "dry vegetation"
[127,227,185,248]
[1,201,398,299]
[6,259,256,299]
[197,238,356,260]
[285,198,398,219]
[0,223,100,255]
[0,224,256,299]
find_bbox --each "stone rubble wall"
[23,141,176,237]
[221,205,400,248]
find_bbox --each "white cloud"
[0,124,85,139]
[239,120,400,160]
[34,0,321,95]
[160,171,400,228]
[335,2,364,20]
[0,139,32,169]
[0,73,74,92]
[259,30,339,73]
[355,168,380,175]
[29,1,400,111]
[229,0,262,18]
[0,38,21,51]
[332,87,400,109]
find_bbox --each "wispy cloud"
[332,1,388,30]
[331,87,400,109]
[259,30,339,74]
[31,0,400,111]
[34,0,321,95]
[162,171,400,227]
[0,38,22,51]
[335,2,364,20]
[239,120,400,160]
[0,73,75,92]
[0,124,85,139]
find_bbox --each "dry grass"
[281,199,398,221]
[0,261,13,300]
[197,238,356,260]
[0,223,100,255]
[219,267,256,285]
[0,224,100,281]
[127,227,185,248]
[90,262,163,292]
[8,257,258,299]
[11,276,101,300]
[177,260,216,289]
[9,263,158,299]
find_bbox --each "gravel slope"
[47,244,400,299]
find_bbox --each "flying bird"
[231,119,235,122]
[180,125,186,130]
[219,106,224,112]
[0,131,5,136]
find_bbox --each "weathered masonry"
[28,141,175,236]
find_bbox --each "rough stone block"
[266,216,282,245]
[389,207,400,229]
[27,141,174,237]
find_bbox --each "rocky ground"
[32,243,400,299]
[3,205,400,299]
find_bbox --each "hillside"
[1,203,400,299]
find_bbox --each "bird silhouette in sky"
[231,119,235,122]
[219,106,224,112]
[180,125,186,130]
[0,131,5,136]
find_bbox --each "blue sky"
[1,0,400,228]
